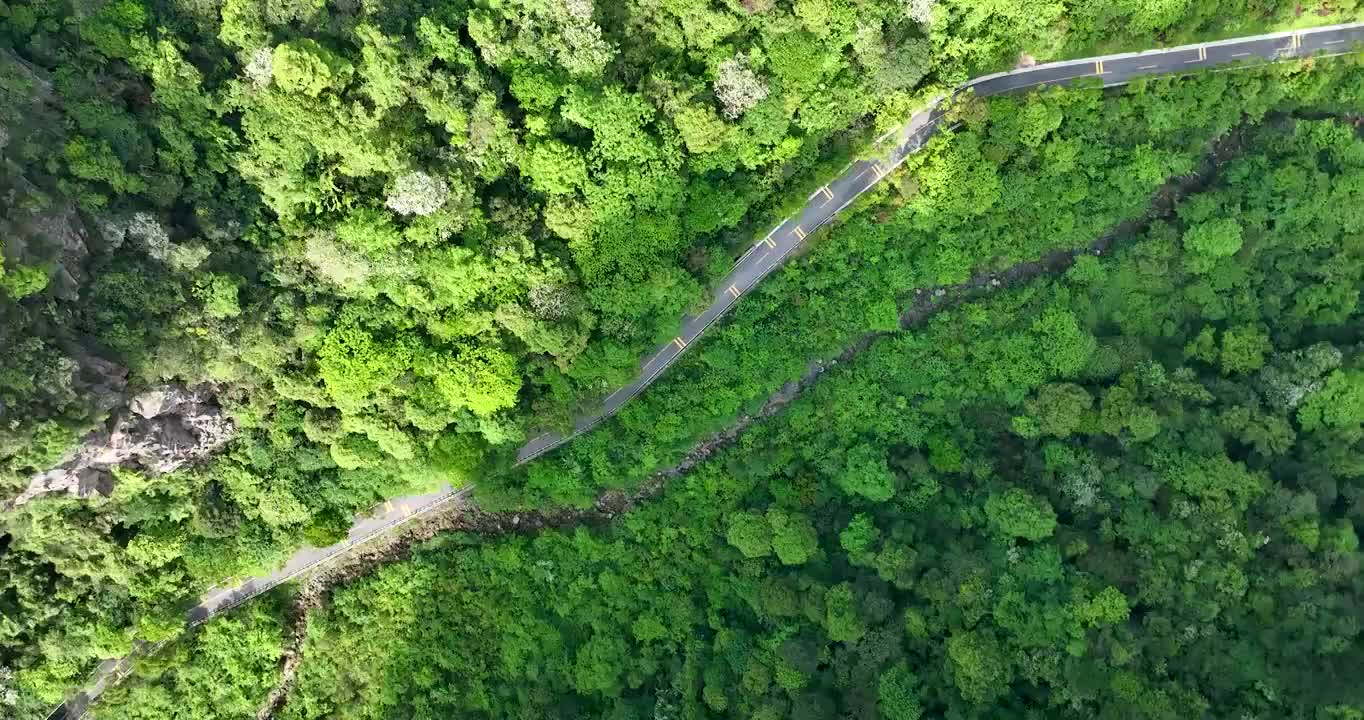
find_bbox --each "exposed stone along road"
[47,21,1364,720]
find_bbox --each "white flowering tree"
[385,171,450,216]
[243,47,273,89]
[904,0,933,26]
[713,55,769,119]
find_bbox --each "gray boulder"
[9,385,234,508]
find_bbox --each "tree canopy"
[3,0,1364,717]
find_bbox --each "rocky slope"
[7,385,234,509]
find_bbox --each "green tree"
[1220,325,1271,375]
[768,510,819,566]
[985,488,1058,541]
[1298,370,1364,432]
[317,321,411,413]
[1182,218,1243,273]
[824,583,866,643]
[726,512,773,559]
[1079,586,1131,627]
[946,629,1013,704]
[272,39,354,96]
[839,514,880,560]
[523,140,589,195]
[1022,383,1093,437]
[877,662,924,720]
[837,445,897,502]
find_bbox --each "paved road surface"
[516,22,1364,464]
[48,485,472,720]
[187,485,472,624]
[47,21,1364,720]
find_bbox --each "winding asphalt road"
[47,21,1364,720]
[515,21,1364,464]
[47,483,474,719]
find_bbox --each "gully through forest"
[255,106,1253,719]
[47,22,1364,720]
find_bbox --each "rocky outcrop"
[2,52,236,512]
[8,385,235,508]
[0,171,95,299]
[0,49,93,301]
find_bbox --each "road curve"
[47,21,1364,720]
[515,22,1364,464]
[46,484,473,720]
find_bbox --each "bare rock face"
[48,202,93,300]
[129,386,190,420]
[9,385,234,508]
[1,170,93,300]
[1,50,93,301]
[67,348,129,416]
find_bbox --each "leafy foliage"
[2,0,1363,715]
[93,67,1364,720]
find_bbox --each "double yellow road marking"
[818,186,834,204]
[792,225,807,241]
[858,162,887,183]
[1185,46,1208,63]
[763,236,777,249]
[673,336,688,351]
[726,285,741,299]
[1292,33,1303,50]
[1094,59,1106,75]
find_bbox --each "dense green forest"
[95,109,1364,719]
[2,0,1363,716]
[495,52,1364,508]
